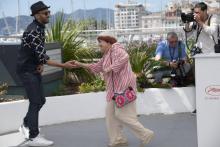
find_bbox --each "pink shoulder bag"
[110,49,136,108]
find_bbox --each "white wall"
[0,87,195,135]
[195,54,220,147]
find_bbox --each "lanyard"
[196,25,203,43]
[196,15,213,43]
[169,46,176,61]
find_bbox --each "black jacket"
[16,20,50,73]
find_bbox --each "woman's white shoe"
[140,130,154,147]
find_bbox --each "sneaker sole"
[28,143,54,147]
[27,141,54,147]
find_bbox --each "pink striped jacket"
[88,43,137,102]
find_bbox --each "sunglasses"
[38,11,51,16]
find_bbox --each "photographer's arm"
[155,55,170,67]
[155,56,178,69]
[197,15,218,35]
[203,16,218,35]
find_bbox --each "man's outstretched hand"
[63,61,78,69]
[69,60,81,67]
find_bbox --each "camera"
[170,60,187,87]
[170,69,176,78]
[181,12,195,23]
[214,39,220,53]
[170,60,186,78]
[177,60,187,78]
[190,46,202,56]
[181,12,197,30]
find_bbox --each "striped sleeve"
[87,58,104,74]
[111,46,129,73]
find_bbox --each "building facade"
[114,0,146,29]
[141,12,163,28]
[141,2,182,29]
[205,0,220,15]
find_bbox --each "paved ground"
[0,113,197,147]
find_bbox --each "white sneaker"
[19,124,29,139]
[24,134,54,146]
[19,124,41,139]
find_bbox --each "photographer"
[184,2,219,54]
[154,32,191,86]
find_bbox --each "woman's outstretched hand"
[69,60,80,68]
[63,61,78,69]
[69,60,91,69]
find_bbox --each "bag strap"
[207,14,217,44]
[218,25,220,38]
[195,25,202,43]
[209,15,220,45]
[109,50,115,93]
[212,25,219,45]
[208,14,212,26]
[110,48,130,93]
[195,14,213,44]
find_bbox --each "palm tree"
[128,42,157,76]
[46,12,97,83]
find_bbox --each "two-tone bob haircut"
[97,31,117,44]
[97,36,117,44]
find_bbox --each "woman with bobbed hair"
[72,31,154,147]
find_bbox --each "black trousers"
[18,72,46,138]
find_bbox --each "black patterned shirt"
[16,20,50,73]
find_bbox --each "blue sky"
[0,0,170,18]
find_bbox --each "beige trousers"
[105,100,152,145]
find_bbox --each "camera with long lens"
[170,60,187,86]
[181,12,195,23]
[177,60,187,78]
[181,12,197,30]
[170,60,186,78]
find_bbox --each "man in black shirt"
[16,1,75,146]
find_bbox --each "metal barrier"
[0,26,186,45]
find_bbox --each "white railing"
[0,26,186,44]
[80,26,185,45]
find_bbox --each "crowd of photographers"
[152,2,220,87]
